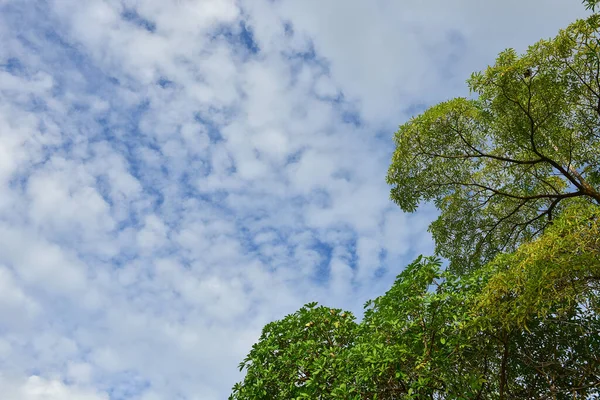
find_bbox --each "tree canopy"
[231,201,600,400]
[230,304,358,399]
[387,13,600,272]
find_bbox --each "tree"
[476,199,599,328]
[351,256,493,399]
[231,204,600,399]
[229,304,358,399]
[230,257,492,400]
[474,200,600,399]
[231,5,600,398]
[387,14,600,272]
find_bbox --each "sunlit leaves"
[387,14,600,272]
[229,303,358,399]
[477,199,600,328]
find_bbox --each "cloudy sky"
[0,0,588,399]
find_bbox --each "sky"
[0,1,589,399]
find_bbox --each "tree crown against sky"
[387,12,600,272]
[232,3,600,398]
[230,201,600,399]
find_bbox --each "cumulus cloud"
[0,375,108,400]
[0,0,587,398]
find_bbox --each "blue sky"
[0,0,587,399]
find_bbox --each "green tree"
[477,200,599,328]
[350,256,493,399]
[387,14,600,272]
[474,200,600,399]
[231,4,600,398]
[229,304,358,399]
[230,204,600,399]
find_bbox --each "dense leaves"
[353,256,490,399]
[477,200,599,328]
[387,13,600,272]
[229,304,358,399]
[474,200,600,399]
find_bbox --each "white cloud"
[0,375,108,400]
[0,0,588,398]
[67,362,93,385]
[0,266,40,329]
[271,0,587,123]
[0,226,87,294]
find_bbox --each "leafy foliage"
[585,0,600,11]
[229,303,358,399]
[387,13,600,272]
[352,256,491,399]
[474,200,600,399]
[477,200,600,328]
[231,205,600,399]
